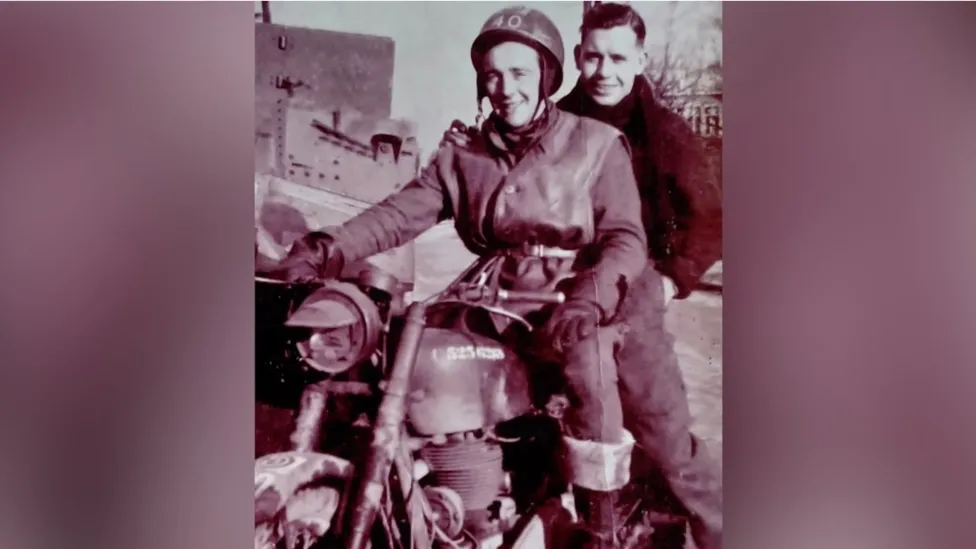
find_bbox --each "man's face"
[575,26,647,106]
[482,41,542,128]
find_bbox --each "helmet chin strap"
[475,97,487,128]
[527,51,551,124]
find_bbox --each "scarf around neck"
[559,76,659,142]
[483,99,557,166]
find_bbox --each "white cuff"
[562,430,636,492]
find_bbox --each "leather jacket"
[326,108,647,319]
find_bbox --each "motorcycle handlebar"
[255,274,290,285]
[255,253,294,283]
[496,289,565,304]
[448,284,566,306]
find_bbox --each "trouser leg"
[557,326,635,549]
[615,266,723,549]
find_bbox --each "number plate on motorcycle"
[439,345,505,361]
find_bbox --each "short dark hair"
[580,3,646,45]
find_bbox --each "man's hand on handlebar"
[278,258,321,284]
[538,299,602,357]
[255,249,286,278]
[257,232,345,284]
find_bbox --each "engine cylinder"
[419,438,505,512]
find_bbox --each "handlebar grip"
[497,289,566,304]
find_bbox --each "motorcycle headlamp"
[285,280,383,374]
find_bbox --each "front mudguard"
[255,451,354,549]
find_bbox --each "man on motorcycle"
[275,6,647,548]
[558,4,724,549]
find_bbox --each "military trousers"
[614,265,724,549]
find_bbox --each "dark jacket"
[558,77,722,299]
[326,108,647,320]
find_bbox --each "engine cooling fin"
[419,438,505,512]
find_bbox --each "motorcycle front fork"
[291,383,328,452]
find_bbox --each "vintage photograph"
[254,2,722,548]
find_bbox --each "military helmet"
[470,6,565,96]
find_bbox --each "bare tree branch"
[644,2,713,111]
[641,2,723,139]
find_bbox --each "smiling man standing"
[557,3,724,549]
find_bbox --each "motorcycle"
[254,255,682,549]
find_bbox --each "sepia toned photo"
[254,2,722,548]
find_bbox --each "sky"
[259,1,721,157]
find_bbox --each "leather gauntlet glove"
[277,232,345,284]
[538,299,603,358]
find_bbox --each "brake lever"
[455,284,497,305]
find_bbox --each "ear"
[636,46,650,72]
[573,44,582,71]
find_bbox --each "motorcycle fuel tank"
[407,328,534,437]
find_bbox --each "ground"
[664,263,723,549]
[666,286,723,468]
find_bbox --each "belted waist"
[505,242,578,259]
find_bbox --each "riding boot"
[572,485,623,549]
[561,430,637,549]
